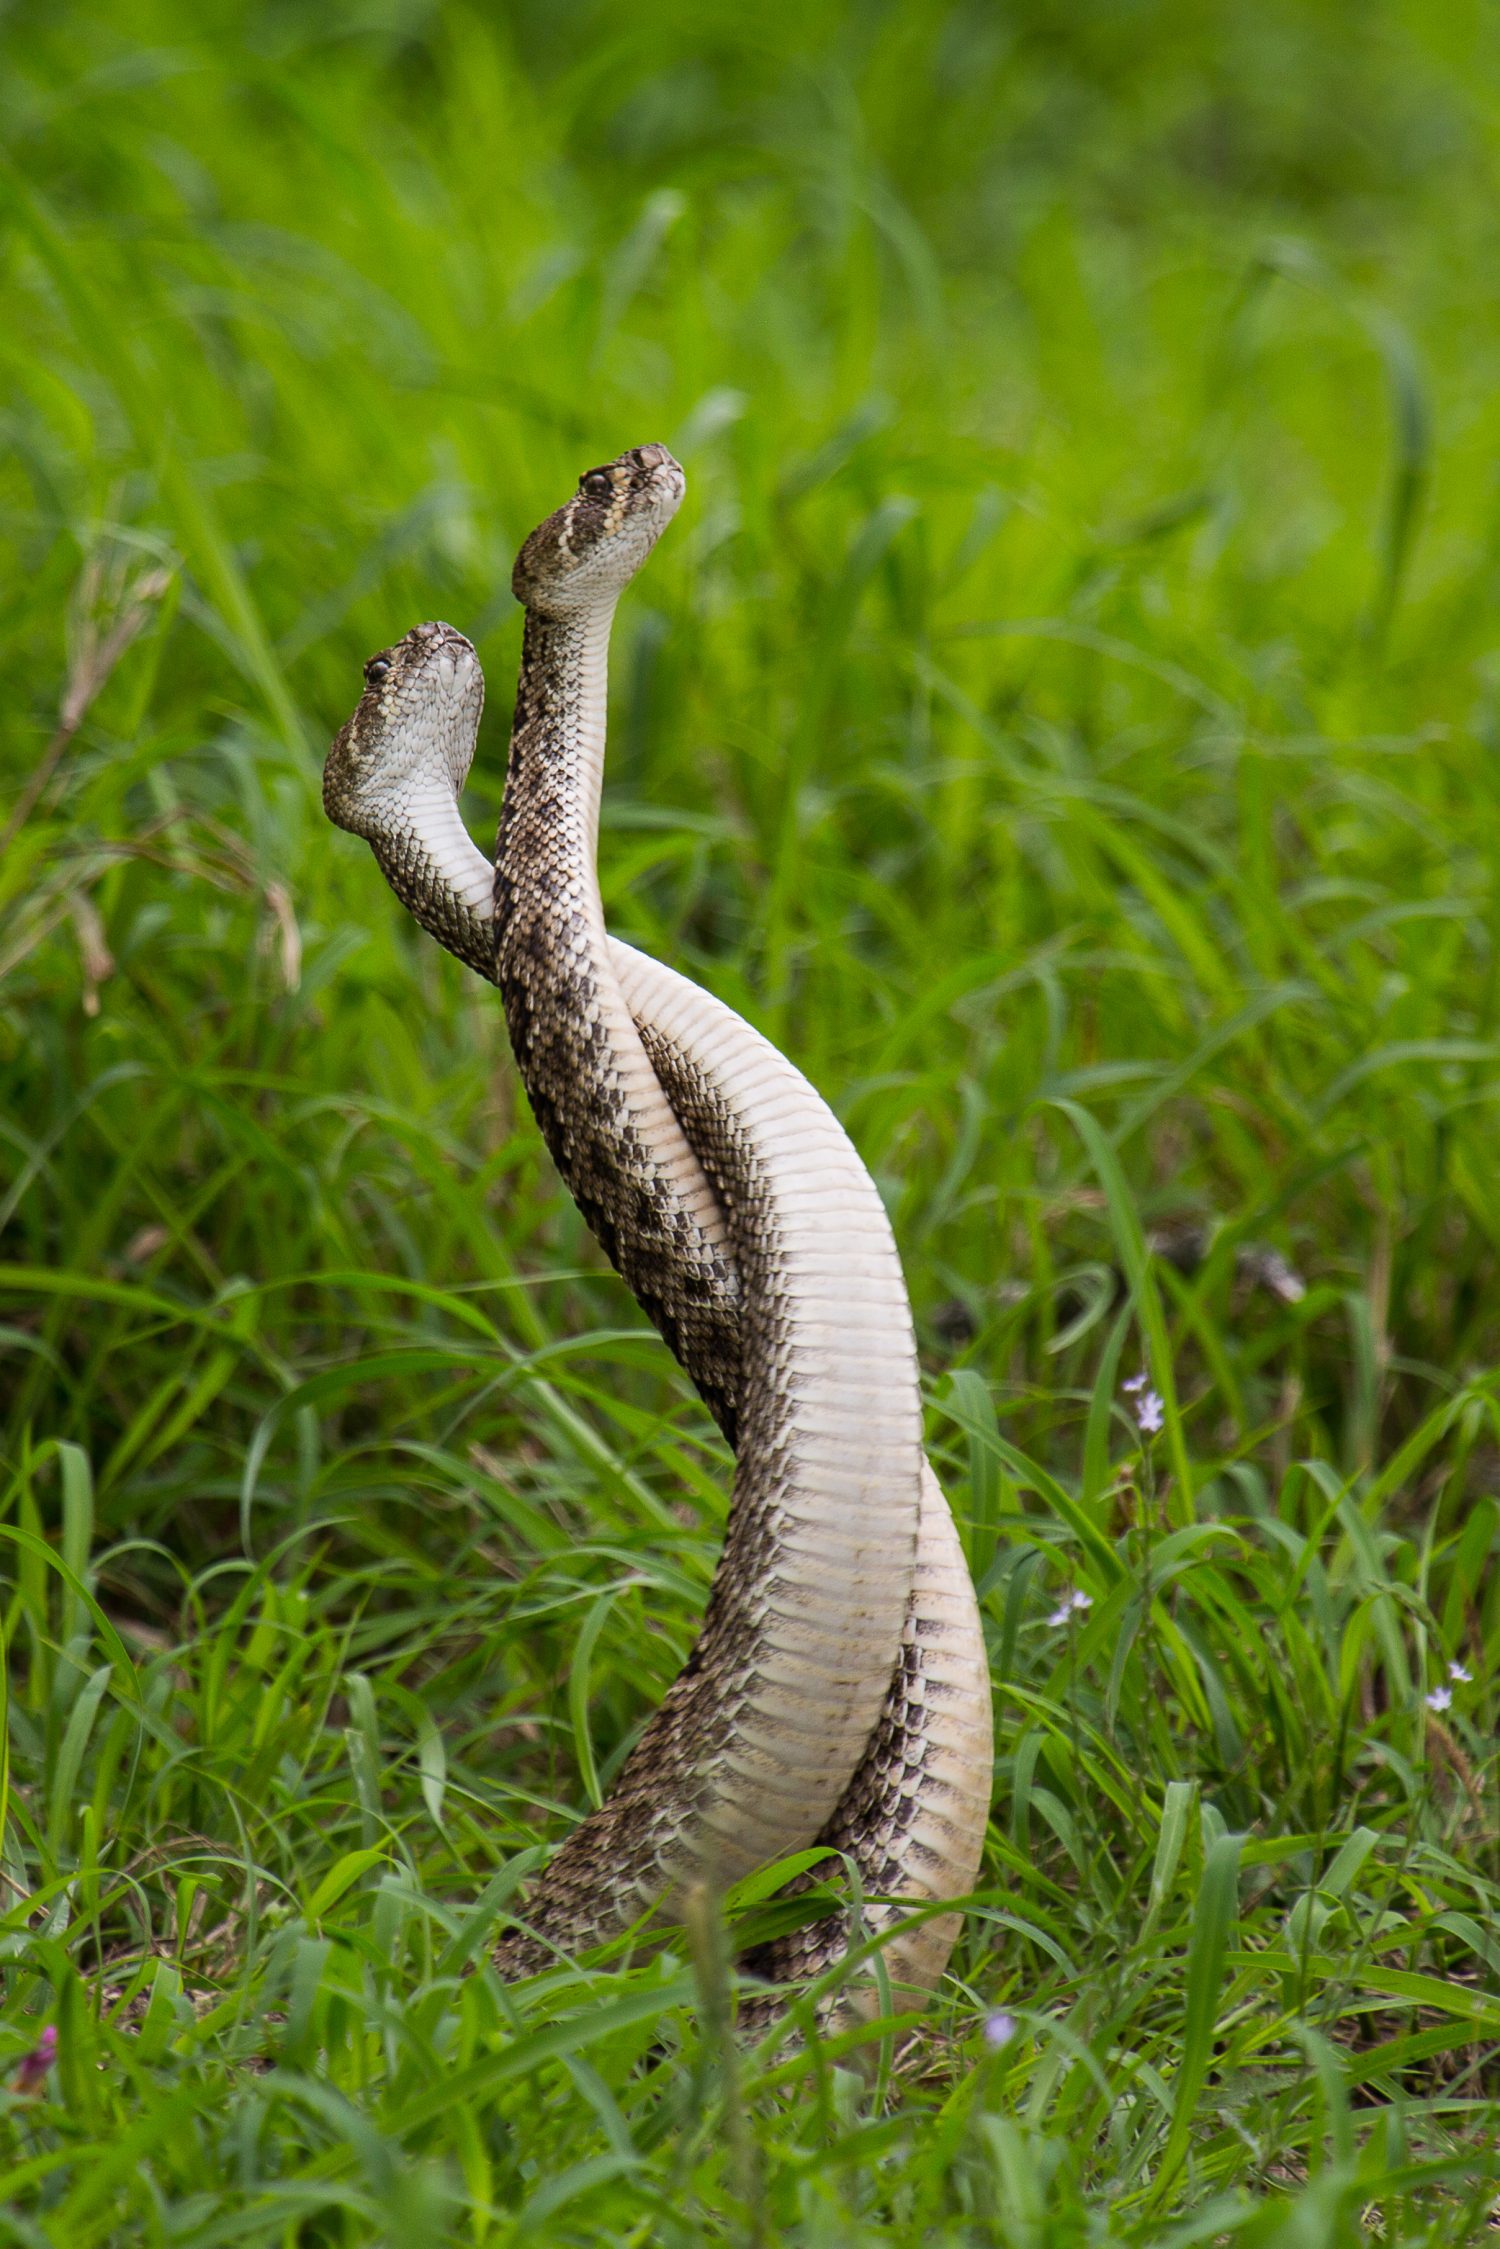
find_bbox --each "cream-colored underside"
[407,781,992,2005]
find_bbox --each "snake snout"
[402,620,477,667]
[629,444,685,507]
[628,441,679,478]
[398,623,480,710]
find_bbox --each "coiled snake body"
[324,446,992,2009]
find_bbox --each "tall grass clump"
[1,0,1498,2239]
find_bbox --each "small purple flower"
[1123,1372,1148,1395]
[983,2010,1016,2048]
[1449,1661,1472,1684]
[1425,1685,1453,1713]
[1047,1588,1093,1627]
[13,2026,56,2095]
[1135,1389,1165,1435]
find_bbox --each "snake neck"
[495,604,616,952]
[365,786,499,985]
[494,597,745,1441]
[494,599,622,1101]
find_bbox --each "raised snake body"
[324,445,992,2007]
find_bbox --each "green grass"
[3,0,1500,2238]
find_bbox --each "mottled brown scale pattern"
[491,1025,864,1969]
[494,609,743,1440]
[483,446,923,1964]
[323,445,991,2016]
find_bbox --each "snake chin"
[323,620,482,837]
[512,443,684,614]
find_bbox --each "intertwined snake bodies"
[324,446,991,2009]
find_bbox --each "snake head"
[512,444,685,615]
[323,621,484,839]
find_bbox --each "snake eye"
[580,469,613,501]
[364,656,391,686]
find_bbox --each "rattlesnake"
[324,445,991,2009]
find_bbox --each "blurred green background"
[3,1,1500,2239]
[11,0,1500,1482]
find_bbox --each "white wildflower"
[1135,1389,1165,1435]
[1047,1588,1092,1627]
